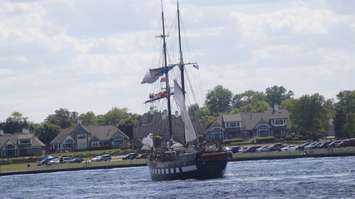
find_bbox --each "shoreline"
[1,148,355,177]
[0,162,145,177]
[231,150,355,161]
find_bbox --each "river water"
[1,156,355,199]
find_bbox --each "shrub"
[255,136,276,144]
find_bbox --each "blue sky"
[1,0,355,122]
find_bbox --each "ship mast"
[160,0,173,141]
[177,0,185,97]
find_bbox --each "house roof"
[0,134,15,148]
[86,125,128,141]
[50,128,73,145]
[223,114,242,122]
[0,133,45,148]
[50,124,129,145]
[206,115,223,129]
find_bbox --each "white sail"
[173,80,197,143]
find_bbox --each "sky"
[1,0,355,122]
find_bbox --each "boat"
[141,0,230,181]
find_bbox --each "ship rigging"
[141,0,230,181]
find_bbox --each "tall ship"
[140,0,230,181]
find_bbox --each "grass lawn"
[0,159,145,174]
[225,139,308,147]
[48,148,133,158]
[233,147,355,160]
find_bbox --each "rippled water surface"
[1,156,355,199]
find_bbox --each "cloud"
[0,0,354,122]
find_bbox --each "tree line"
[1,85,355,145]
[0,108,139,146]
[191,85,355,140]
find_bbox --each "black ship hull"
[147,151,229,181]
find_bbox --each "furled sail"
[141,63,198,84]
[141,65,176,84]
[173,80,197,143]
[144,91,168,104]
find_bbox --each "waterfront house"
[205,108,291,141]
[50,123,130,152]
[0,130,45,157]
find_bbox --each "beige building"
[0,131,45,157]
[50,123,130,152]
[206,109,291,141]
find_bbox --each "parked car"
[318,141,332,149]
[136,153,147,159]
[328,140,342,148]
[226,146,241,153]
[256,146,272,152]
[122,153,138,160]
[244,146,260,153]
[61,156,83,163]
[314,142,324,149]
[91,154,112,162]
[61,156,73,163]
[337,138,355,148]
[281,145,297,152]
[37,155,57,166]
[231,146,241,153]
[304,142,318,150]
[269,143,286,151]
[70,157,84,163]
[296,142,310,151]
[47,157,61,165]
[239,147,249,153]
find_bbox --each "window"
[272,119,287,126]
[19,139,31,145]
[77,134,86,139]
[63,137,74,149]
[225,121,241,128]
[257,125,270,137]
[112,137,124,147]
[5,144,16,156]
[91,141,100,148]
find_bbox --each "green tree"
[334,90,355,138]
[99,107,140,139]
[96,114,106,125]
[188,104,216,135]
[265,85,294,107]
[0,112,30,133]
[118,113,140,139]
[280,99,296,111]
[103,107,130,126]
[33,122,61,145]
[231,100,270,113]
[205,85,232,114]
[345,113,355,137]
[290,94,334,140]
[45,108,78,129]
[79,111,97,126]
[232,90,266,109]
